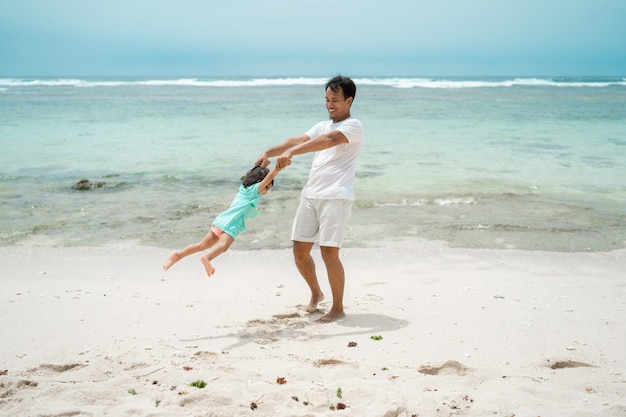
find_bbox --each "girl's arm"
[257,165,280,192]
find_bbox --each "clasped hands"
[256,152,293,171]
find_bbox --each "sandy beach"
[1,241,625,416]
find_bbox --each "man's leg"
[293,240,324,312]
[318,245,346,322]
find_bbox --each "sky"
[1,0,625,77]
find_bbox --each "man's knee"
[320,246,340,263]
[293,241,313,260]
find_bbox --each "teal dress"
[212,183,261,239]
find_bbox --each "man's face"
[325,87,352,122]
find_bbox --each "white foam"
[1,77,624,89]
[434,197,477,206]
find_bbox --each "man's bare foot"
[200,255,215,277]
[163,252,180,271]
[316,308,345,323]
[301,293,324,313]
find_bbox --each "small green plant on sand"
[128,388,137,395]
[337,387,343,398]
[190,380,207,388]
[371,335,383,340]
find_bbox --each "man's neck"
[332,113,351,123]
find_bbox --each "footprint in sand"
[244,318,286,345]
[179,392,233,407]
[418,360,471,376]
[1,379,38,399]
[272,312,301,319]
[29,363,85,374]
[243,315,309,345]
[191,351,219,360]
[549,360,594,370]
[16,380,38,388]
[314,358,353,367]
[123,362,152,372]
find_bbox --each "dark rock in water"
[72,179,105,191]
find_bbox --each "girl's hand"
[277,152,292,170]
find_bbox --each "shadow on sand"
[180,311,410,351]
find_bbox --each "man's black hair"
[326,75,356,101]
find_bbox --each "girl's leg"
[200,233,235,277]
[163,231,219,271]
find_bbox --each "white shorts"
[291,198,353,248]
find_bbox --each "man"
[255,75,364,322]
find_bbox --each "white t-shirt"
[301,117,364,201]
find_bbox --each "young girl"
[163,164,281,277]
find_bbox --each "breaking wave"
[1,76,624,89]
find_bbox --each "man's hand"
[255,152,270,168]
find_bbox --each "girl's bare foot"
[200,255,215,277]
[301,293,324,313]
[163,252,180,271]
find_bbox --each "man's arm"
[255,134,310,168]
[277,130,348,168]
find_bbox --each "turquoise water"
[1,76,625,251]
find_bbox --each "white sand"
[1,242,625,416]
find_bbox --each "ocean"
[1,76,625,252]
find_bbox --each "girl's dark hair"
[242,165,272,188]
[326,75,356,101]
